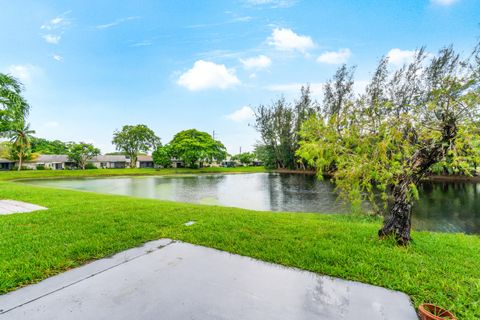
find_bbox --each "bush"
[84,163,98,170]
[36,165,46,170]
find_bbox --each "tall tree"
[255,86,317,169]
[67,142,100,170]
[167,129,227,168]
[112,124,160,168]
[9,123,35,171]
[152,145,172,168]
[30,137,69,154]
[0,74,30,134]
[298,44,480,245]
[232,152,256,165]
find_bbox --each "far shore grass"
[0,167,479,318]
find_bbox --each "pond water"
[24,173,480,234]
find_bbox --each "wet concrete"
[0,200,47,215]
[0,239,418,320]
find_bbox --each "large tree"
[152,145,172,168]
[231,152,255,165]
[255,86,318,169]
[0,74,30,134]
[67,142,100,170]
[9,122,35,170]
[31,137,69,154]
[298,44,480,245]
[167,129,227,168]
[112,124,160,168]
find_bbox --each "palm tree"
[0,73,30,134]
[10,123,35,171]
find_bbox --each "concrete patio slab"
[0,200,47,215]
[0,239,418,320]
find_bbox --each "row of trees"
[255,42,480,245]
[111,125,227,168]
[0,74,35,170]
[254,86,318,169]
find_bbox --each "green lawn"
[0,168,479,318]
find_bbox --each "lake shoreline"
[274,169,480,183]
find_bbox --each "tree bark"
[378,176,412,245]
[17,154,23,171]
[379,121,458,245]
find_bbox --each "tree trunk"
[378,176,412,245]
[17,154,23,171]
[130,155,137,168]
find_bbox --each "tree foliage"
[8,123,35,170]
[0,74,30,134]
[166,129,227,168]
[112,124,160,168]
[30,137,69,154]
[231,152,256,165]
[67,142,100,170]
[152,145,172,168]
[255,86,318,169]
[298,44,480,244]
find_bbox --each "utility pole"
[212,130,216,140]
[239,146,242,154]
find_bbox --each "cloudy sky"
[1,0,479,153]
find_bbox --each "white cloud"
[226,106,255,122]
[7,65,40,84]
[43,34,61,44]
[387,48,417,65]
[40,12,71,44]
[53,54,63,62]
[177,60,241,91]
[244,0,297,7]
[430,0,458,6]
[317,48,351,64]
[268,28,314,53]
[94,16,140,30]
[130,41,153,47]
[41,12,71,31]
[240,55,272,69]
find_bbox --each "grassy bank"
[0,166,268,181]
[0,168,479,318]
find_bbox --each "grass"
[0,168,479,318]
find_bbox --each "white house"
[89,155,128,169]
[23,155,75,170]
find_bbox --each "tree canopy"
[30,137,69,155]
[67,142,100,170]
[0,74,30,134]
[255,86,318,169]
[8,123,35,170]
[298,44,480,245]
[231,152,256,165]
[164,129,227,168]
[112,124,160,168]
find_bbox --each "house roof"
[137,155,153,162]
[90,155,128,162]
[0,158,14,163]
[26,155,70,163]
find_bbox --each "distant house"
[89,155,128,169]
[0,158,15,171]
[136,155,155,168]
[171,158,184,168]
[24,155,76,170]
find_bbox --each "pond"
[24,173,480,234]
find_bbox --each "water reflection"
[24,173,480,234]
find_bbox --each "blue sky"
[1,0,479,154]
